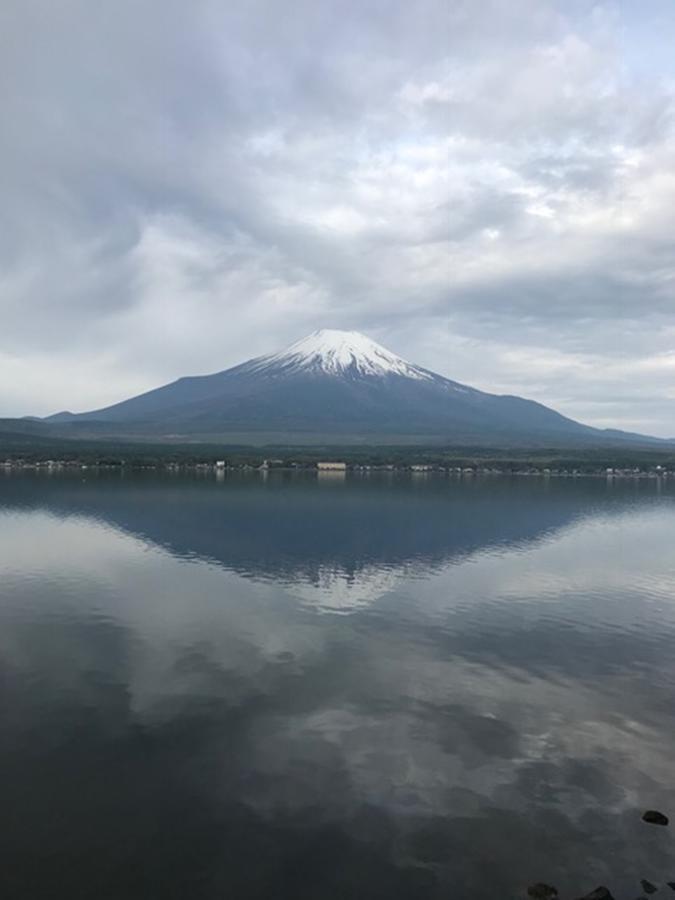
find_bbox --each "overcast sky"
[2,1,675,435]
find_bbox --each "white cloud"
[1,0,675,432]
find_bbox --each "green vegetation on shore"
[2,429,675,474]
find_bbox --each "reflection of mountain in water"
[290,562,414,613]
[1,472,656,610]
[2,471,675,899]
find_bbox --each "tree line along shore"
[3,456,675,479]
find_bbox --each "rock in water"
[575,889,615,900]
[640,879,658,894]
[527,884,558,899]
[642,809,669,825]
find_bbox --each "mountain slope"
[43,329,650,445]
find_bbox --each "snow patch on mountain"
[246,329,434,380]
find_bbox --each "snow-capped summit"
[245,329,433,380]
[46,327,607,445]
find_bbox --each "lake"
[1,470,675,899]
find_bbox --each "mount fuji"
[44,329,649,445]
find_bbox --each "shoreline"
[2,460,674,480]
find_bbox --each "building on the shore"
[259,459,284,469]
[317,461,347,471]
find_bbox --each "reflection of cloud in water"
[1,475,675,897]
[0,472,620,584]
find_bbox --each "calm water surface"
[1,471,675,899]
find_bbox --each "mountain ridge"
[40,329,663,447]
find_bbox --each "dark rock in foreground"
[527,884,558,899]
[575,888,615,900]
[640,879,658,894]
[642,809,669,825]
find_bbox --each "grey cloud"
[0,0,674,432]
